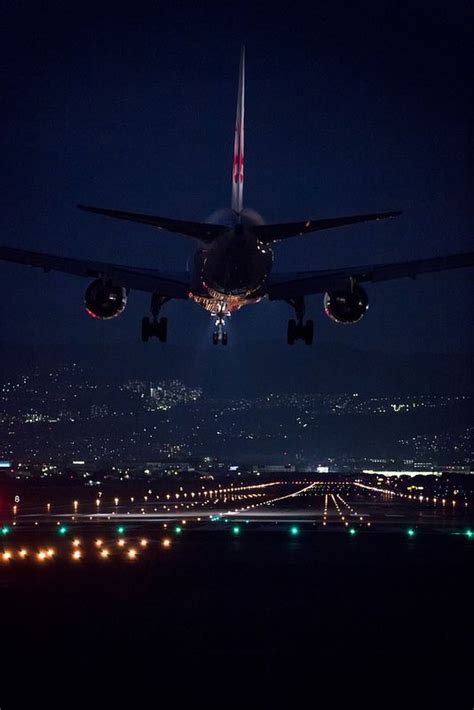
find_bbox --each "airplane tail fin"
[231,46,245,215]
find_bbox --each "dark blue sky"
[1,0,472,353]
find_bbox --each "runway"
[1,479,472,564]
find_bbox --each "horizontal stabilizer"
[78,204,228,243]
[253,210,402,243]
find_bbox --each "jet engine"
[84,279,128,320]
[323,284,369,324]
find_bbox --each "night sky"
[1,0,472,354]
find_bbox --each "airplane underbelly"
[202,247,271,296]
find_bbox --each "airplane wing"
[0,246,191,298]
[266,251,474,300]
[253,211,401,243]
[78,204,228,243]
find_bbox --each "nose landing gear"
[213,316,228,345]
[286,297,314,345]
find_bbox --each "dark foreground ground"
[1,529,473,708]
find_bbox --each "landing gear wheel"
[222,332,228,346]
[142,316,167,342]
[157,317,168,343]
[304,319,314,345]
[287,319,296,345]
[141,317,151,343]
[212,332,219,345]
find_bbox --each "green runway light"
[1,526,10,535]
[407,528,415,537]
[349,528,357,536]
[117,526,125,534]
[232,526,240,535]
[290,526,299,536]
[466,529,473,539]
[175,526,182,534]
[58,526,68,535]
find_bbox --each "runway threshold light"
[59,526,68,535]
[232,526,240,535]
[466,529,473,539]
[175,526,182,534]
[290,526,299,536]
[407,528,415,537]
[1,526,10,535]
[117,526,125,534]
[349,528,357,536]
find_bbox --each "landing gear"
[286,297,314,345]
[212,316,228,345]
[142,316,168,342]
[141,294,170,343]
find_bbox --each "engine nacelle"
[323,284,369,324]
[84,279,128,320]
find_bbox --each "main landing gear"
[286,297,314,345]
[141,294,170,343]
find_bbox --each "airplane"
[1,47,473,346]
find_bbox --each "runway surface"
[1,478,472,706]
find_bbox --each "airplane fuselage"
[189,208,273,316]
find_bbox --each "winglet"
[231,46,245,215]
